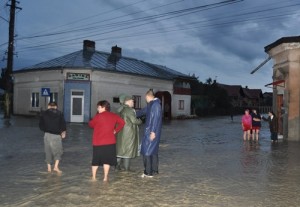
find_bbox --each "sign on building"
[67,73,90,81]
[41,88,50,96]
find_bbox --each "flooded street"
[1,115,300,207]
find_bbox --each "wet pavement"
[1,114,300,207]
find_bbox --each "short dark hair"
[97,100,111,112]
[146,88,155,97]
[48,102,57,107]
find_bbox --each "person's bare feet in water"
[53,168,62,174]
[47,164,52,173]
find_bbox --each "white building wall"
[13,69,192,119]
[90,70,173,115]
[13,70,64,115]
[172,94,191,117]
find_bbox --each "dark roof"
[242,88,263,99]
[217,83,242,97]
[15,49,191,80]
[264,35,300,52]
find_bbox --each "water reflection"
[1,116,300,206]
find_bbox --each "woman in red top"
[89,100,125,181]
[241,109,252,141]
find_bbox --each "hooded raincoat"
[137,98,162,156]
[116,104,142,158]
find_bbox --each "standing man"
[39,102,66,174]
[137,89,162,178]
[116,95,142,171]
[263,111,278,143]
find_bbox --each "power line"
[16,0,243,49]
[16,1,300,52]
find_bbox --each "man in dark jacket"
[137,89,162,178]
[263,111,278,142]
[39,102,66,173]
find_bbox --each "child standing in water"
[242,109,252,141]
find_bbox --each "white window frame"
[179,100,184,110]
[31,92,40,109]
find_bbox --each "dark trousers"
[143,154,159,175]
[271,132,278,141]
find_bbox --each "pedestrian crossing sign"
[41,88,50,96]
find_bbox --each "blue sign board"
[41,88,51,96]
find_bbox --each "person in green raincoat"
[116,95,142,171]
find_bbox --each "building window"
[179,100,184,110]
[113,97,120,103]
[133,95,141,109]
[31,92,39,108]
[47,92,58,104]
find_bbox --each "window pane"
[36,93,39,107]
[179,100,184,110]
[72,97,82,115]
[72,91,84,96]
[133,95,141,109]
[31,93,39,107]
[31,93,35,107]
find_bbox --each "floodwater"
[1,115,300,207]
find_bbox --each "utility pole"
[3,0,21,118]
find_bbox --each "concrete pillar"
[287,58,300,140]
[265,36,300,141]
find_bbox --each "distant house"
[262,92,272,106]
[218,83,263,108]
[217,84,243,107]
[241,87,263,107]
[13,40,196,122]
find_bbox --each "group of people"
[241,108,278,142]
[39,89,162,182]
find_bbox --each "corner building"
[13,40,195,122]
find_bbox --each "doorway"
[71,91,84,122]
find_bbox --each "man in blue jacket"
[137,89,162,178]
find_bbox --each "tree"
[191,77,232,116]
[205,77,212,85]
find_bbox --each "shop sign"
[67,73,90,81]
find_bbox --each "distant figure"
[263,111,278,143]
[39,102,66,174]
[241,109,252,141]
[116,95,142,171]
[89,100,125,181]
[251,109,261,141]
[230,114,233,122]
[137,89,162,178]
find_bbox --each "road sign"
[41,88,50,96]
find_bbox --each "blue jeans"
[143,154,159,175]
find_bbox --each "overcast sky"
[1,0,300,92]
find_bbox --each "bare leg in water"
[53,160,62,174]
[103,164,110,182]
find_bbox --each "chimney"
[111,45,122,58]
[107,45,122,68]
[83,40,95,52]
